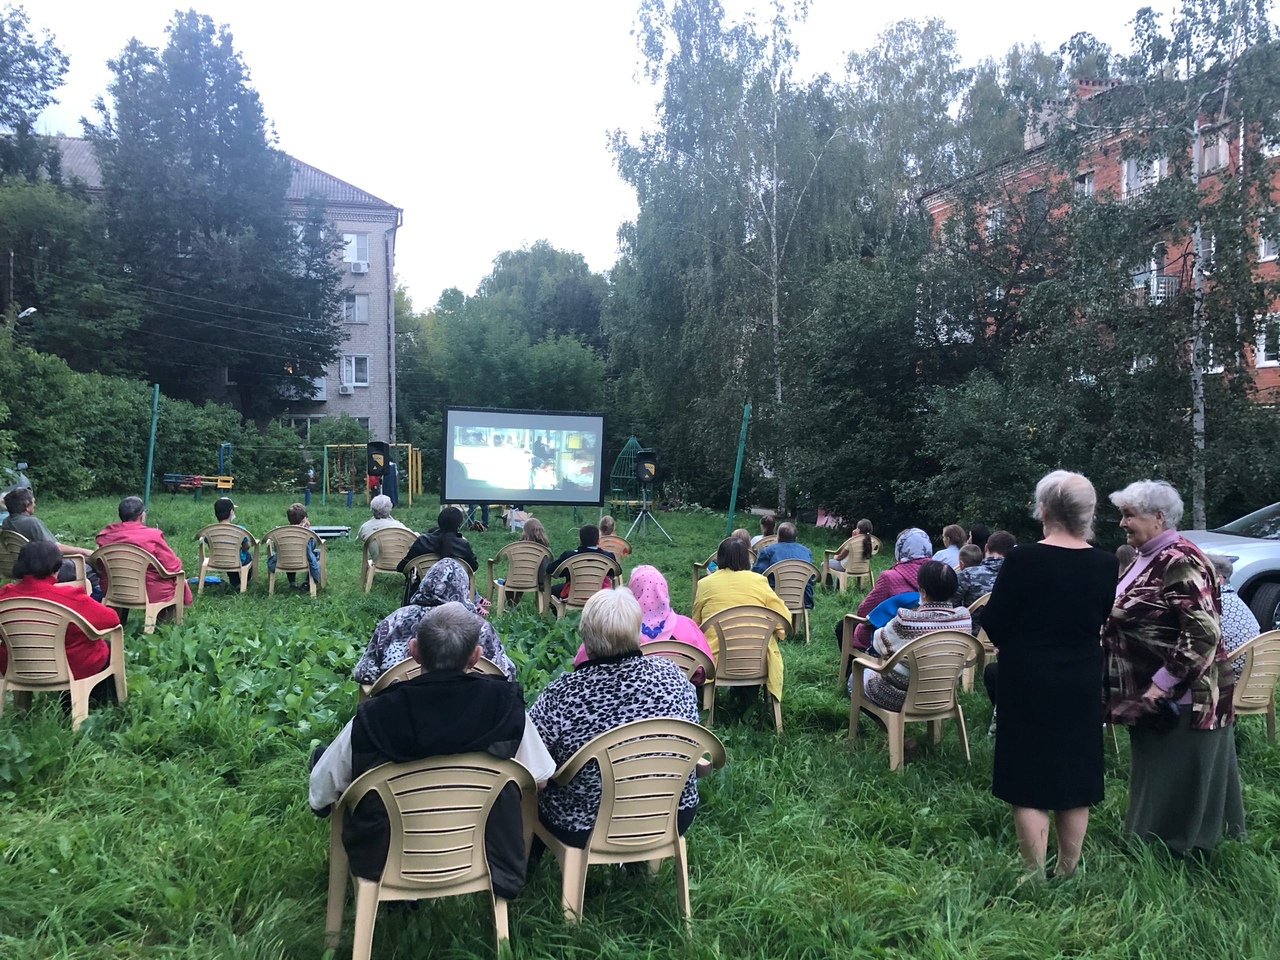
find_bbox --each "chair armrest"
[845,614,870,626]
[849,654,890,674]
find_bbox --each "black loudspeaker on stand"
[627,449,672,541]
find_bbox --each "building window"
[1261,229,1278,261]
[1199,127,1230,174]
[342,355,370,387]
[287,415,328,439]
[1122,156,1168,200]
[984,205,1004,238]
[1258,316,1280,367]
[343,293,370,323]
[357,417,371,431]
[1074,172,1094,197]
[343,233,369,263]
[1028,189,1047,224]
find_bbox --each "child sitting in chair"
[267,502,321,590]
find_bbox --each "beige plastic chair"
[700,604,791,732]
[486,541,552,616]
[532,718,726,926]
[838,613,870,687]
[547,552,622,618]
[642,640,716,687]
[821,536,875,593]
[324,753,537,958]
[597,535,631,584]
[848,629,982,771]
[358,655,506,702]
[360,527,418,593]
[690,551,717,608]
[89,542,185,633]
[959,592,993,692]
[754,534,778,553]
[0,530,92,594]
[0,596,127,730]
[401,553,439,597]
[262,526,327,597]
[193,524,257,596]
[762,558,819,643]
[870,535,883,556]
[1233,629,1280,740]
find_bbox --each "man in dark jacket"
[952,529,1016,609]
[308,602,554,896]
[547,524,616,600]
[396,506,479,605]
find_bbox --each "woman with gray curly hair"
[1103,479,1243,854]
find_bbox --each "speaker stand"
[626,485,673,542]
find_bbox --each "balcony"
[1131,275,1181,306]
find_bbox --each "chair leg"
[239,568,249,594]
[929,719,942,745]
[494,587,506,617]
[770,693,783,734]
[955,707,971,762]
[492,894,510,949]
[1268,701,1276,742]
[143,604,158,634]
[886,713,904,771]
[673,835,692,931]
[13,689,32,713]
[197,565,206,596]
[848,676,862,742]
[960,664,974,693]
[68,678,91,730]
[560,847,589,922]
[646,858,662,876]
[172,599,183,626]
[804,610,810,645]
[268,571,276,596]
[324,846,348,950]
[350,880,379,960]
[704,683,715,727]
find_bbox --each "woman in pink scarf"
[572,565,714,682]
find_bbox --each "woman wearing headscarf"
[844,528,933,651]
[571,565,714,682]
[352,558,516,684]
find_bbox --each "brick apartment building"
[54,136,402,440]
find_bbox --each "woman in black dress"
[983,470,1118,880]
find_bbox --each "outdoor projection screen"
[442,407,605,506]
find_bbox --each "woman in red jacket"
[846,528,933,651]
[0,541,120,678]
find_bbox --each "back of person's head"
[1207,553,1234,584]
[214,497,234,521]
[986,530,1016,556]
[730,527,752,548]
[12,540,62,579]
[437,506,464,533]
[1116,543,1136,570]
[118,496,144,522]
[287,502,308,525]
[958,545,984,569]
[415,601,481,670]
[778,522,797,543]
[917,559,958,603]
[521,517,549,547]
[1035,470,1097,540]
[716,536,750,572]
[579,523,600,548]
[968,523,990,550]
[760,515,776,536]
[942,524,966,547]
[370,495,393,519]
[599,515,616,536]
[856,518,873,535]
[580,587,642,658]
[4,487,33,515]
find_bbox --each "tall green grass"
[1,495,1277,958]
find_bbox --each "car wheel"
[1248,581,1280,631]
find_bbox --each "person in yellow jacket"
[691,535,790,702]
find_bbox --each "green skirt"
[1126,712,1245,854]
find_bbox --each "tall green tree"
[0,4,68,181]
[476,241,609,350]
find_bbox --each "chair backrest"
[642,640,716,683]
[700,605,792,682]
[754,535,778,552]
[763,559,819,614]
[0,530,29,579]
[598,535,630,559]
[263,525,322,572]
[367,527,418,573]
[338,754,535,896]
[195,524,254,569]
[0,596,99,687]
[369,655,505,697]
[870,536,883,556]
[553,552,622,609]
[91,542,162,606]
[896,630,982,716]
[493,541,552,591]
[565,718,725,857]
[967,592,993,649]
[404,553,440,586]
[1233,630,1280,710]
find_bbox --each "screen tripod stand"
[626,483,672,542]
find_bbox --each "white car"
[1183,502,1280,630]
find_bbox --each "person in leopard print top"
[530,587,701,847]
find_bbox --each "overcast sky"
[34,0,1146,309]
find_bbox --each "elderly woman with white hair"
[529,587,702,848]
[1104,480,1243,855]
[982,470,1117,881]
[355,494,409,562]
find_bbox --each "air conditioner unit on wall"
[338,384,354,395]
[350,261,369,274]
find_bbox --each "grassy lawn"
[2,493,1279,958]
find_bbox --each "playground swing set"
[321,443,424,506]
[162,442,235,499]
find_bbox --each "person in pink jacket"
[95,496,193,607]
[846,528,932,651]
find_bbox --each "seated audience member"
[1209,554,1260,683]
[752,522,816,608]
[860,560,972,709]
[310,602,555,893]
[397,506,479,605]
[967,523,991,552]
[266,502,321,590]
[572,565,714,683]
[707,528,752,574]
[952,529,1016,609]
[499,517,553,607]
[356,495,409,562]
[212,496,253,589]
[841,528,933,651]
[2,488,97,588]
[828,519,874,574]
[1115,543,1136,577]
[692,536,791,703]
[597,515,631,556]
[547,524,615,600]
[353,558,516,684]
[530,588,702,847]
[933,524,967,568]
[95,496,193,608]
[957,545,984,571]
[0,541,120,690]
[751,514,777,547]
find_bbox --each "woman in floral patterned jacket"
[1103,480,1243,854]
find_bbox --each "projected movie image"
[443,408,605,506]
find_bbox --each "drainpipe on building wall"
[385,219,399,443]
